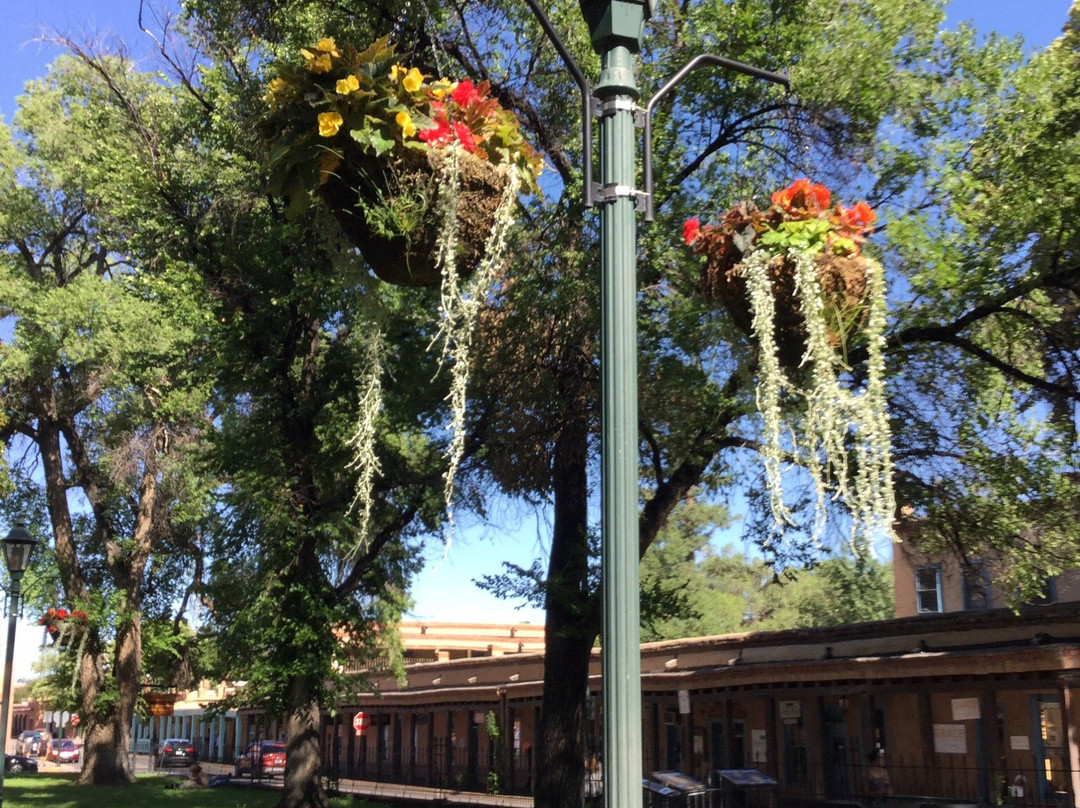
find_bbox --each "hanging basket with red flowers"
[38,607,90,646]
[684,180,895,548]
[262,36,542,288]
[684,179,878,368]
[262,37,544,547]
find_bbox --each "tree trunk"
[277,679,331,808]
[74,626,136,785]
[535,418,597,808]
[76,712,135,785]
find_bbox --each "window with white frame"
[915,565,943,613]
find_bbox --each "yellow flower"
[301,48,332,73]
[390,64,406,82]
[335,74,360,95]
[396,110,416,138]
[402,67,424,93]
[316,37,340,56]
[263,77,288,104]
[318,111,344,137]
[430,80,458,100]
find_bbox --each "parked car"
[15,731,44,756]
[46,739,79,764]
[157,738,197,768]
[233,741,286,779]
[5,753,39,773]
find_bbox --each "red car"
[233,741,286,779]
[46,739,79,764]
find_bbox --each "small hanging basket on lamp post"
[687,185,875,369]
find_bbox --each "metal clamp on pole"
[642,54,791,222]
[596,97,646,128]
[596,183,649,212]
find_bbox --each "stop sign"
[352,712,369,734]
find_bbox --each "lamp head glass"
[3,521,37,576]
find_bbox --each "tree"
[76,13,456,807]
[2,23,444,803]
[0,55,212,783]
[879,3,1080,599]
[638,501,747,641]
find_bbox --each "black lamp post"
[0,521,37,807]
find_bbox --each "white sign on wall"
[933,723,967,754]
[951,698,980,721]
[1010,735,1031,751]
[779,700,802,721]
[751,729,768,762]
[678,690,691,715]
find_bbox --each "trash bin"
[714,769,777,808]
[648,771,714,808]
[643,777,681,808]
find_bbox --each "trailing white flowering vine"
[263,36,542,539]
[432,158,522,526]
[685,179,895,548]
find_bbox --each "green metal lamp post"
[521,1,787,805]
[0,521,37,808]
[578,3,651,808]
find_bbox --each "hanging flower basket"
[261,36,542,288]
[684,180,894,546]
[318,145,510,286]
[38,607,89,646]
[686,182,877,368]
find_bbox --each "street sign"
[352,712,369,734]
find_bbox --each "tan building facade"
[127,611,1080,806]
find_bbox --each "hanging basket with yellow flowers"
[262,36,542,288]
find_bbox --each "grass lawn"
[1,773,370,808]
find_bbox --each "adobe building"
[325,606,1080,806]
[127,591,1080,806]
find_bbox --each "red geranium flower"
[450,79,482,108]
[418,119,453,146]
[837,201,877,230]
[683,217,702,246]
[771,179,830,215]
[453,121,477,152]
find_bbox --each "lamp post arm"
[643,53,790,221]
[521,0,598,206]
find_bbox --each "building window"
[915,565,943,613]
[1025,577,1058,606]
[962,561,992,610]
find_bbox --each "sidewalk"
[137,754,535,808]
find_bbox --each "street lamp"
[520,4,787,808]
[0,521,37,808]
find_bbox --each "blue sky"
[0,1,1074,673]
